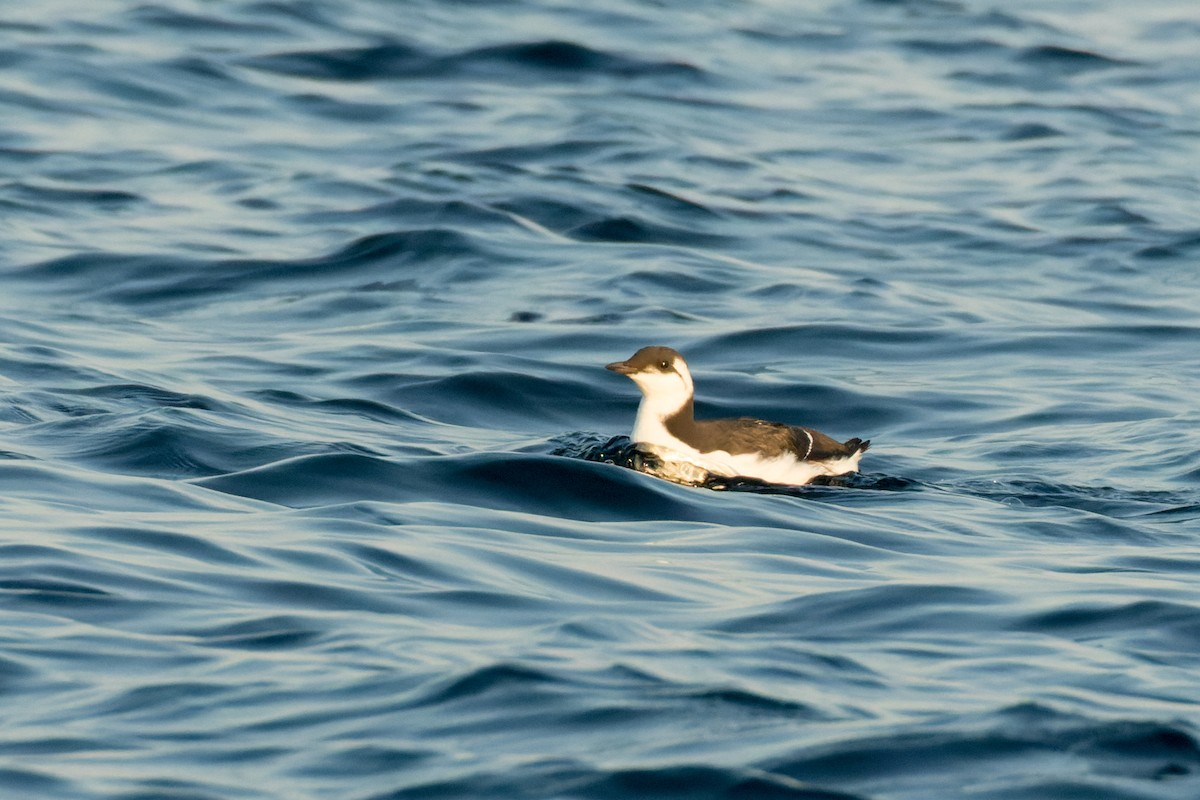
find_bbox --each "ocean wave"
[242,37,705,83]
[15,228,496,308]
[769,704,1200,796]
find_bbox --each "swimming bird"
[606,346,869,486]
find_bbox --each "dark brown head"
[606,346,694,406]
[605,346,682,375]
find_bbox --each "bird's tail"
[844,438,870,454]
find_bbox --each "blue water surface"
[2,1,1200,798]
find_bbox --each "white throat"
[629,358,693,448]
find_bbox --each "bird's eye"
[659,360,670,369]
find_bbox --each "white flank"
[637,440,861,487]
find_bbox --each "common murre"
[607,346,870,487]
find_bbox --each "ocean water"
[2,1,1199,798]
